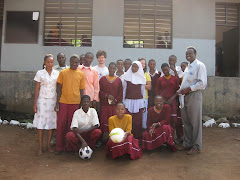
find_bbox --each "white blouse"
[34,69,59,99]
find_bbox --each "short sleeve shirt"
[34,69,59,98]
[70,108,100,131]
[108,114,133,135]
[57,68,85,104]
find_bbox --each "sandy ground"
[0,126,240,180]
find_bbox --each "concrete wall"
[0,71,35,113]
[0,72,239,116]
[2,0,239,75]
[203,76,240,116]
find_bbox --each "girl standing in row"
[123,61,145,140]
[33,54,59,155]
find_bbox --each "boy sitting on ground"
[65,95,102,153]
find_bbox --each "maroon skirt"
[106,135,143,160]
[142,125,176,151]
[100,105,116,132]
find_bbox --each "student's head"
[84,52,94,67]
[132,62,139,73]
[154,95,164,110]
[108,62,117,76]
[186,46,197,63]
[181,62,188,72]
[169,55,177,66]
[81,95,91,111]
[96,50,107,65]
[124,59,132,72]
[69,54,80,70]
[79,54,85,65]
[115,102,126,118]
[148,59,156,71]
[57,53,66,67]
[161,63,170,76]
[138,58,147,72]
[43,54,54,69]
[116,59,124,71]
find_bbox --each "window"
[5,11,39,43]
[124,0,172,49]
[216,3,239,26]
[44,0,93,46]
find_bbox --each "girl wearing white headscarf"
[122,61,146,140]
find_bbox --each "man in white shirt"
[93,50,109,80]
[65,95,102,153]
[177,46,207,155]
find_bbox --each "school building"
[0,0,239,77]
[0,0,240,115]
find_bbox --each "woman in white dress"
[33,54,59,155]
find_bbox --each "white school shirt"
[34,69,59,98]
[70,108,100,131]
[180,59,207,92]
[161,65,183,78]
[93,65,109,80]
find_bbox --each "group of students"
[33,47,207,159]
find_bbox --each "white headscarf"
[123,61,146,85]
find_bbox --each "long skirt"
[100,105,116,132]
[106,135,143,160]
[170,99,177,126]
[142,125,176,151]
[126,109,143,140]
[33,96,57,130]
[176,108,183,138]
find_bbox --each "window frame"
[43,0,93,47]
[216,2,239,27]
[123,0,173,49]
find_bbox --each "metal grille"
[216,3,239,26]
[44,0,92,46]
[124,0,172,49]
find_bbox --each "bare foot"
[38,149,43,155]
[47,146,54,153]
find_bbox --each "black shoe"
[95,141,102,148]
[54,151,63,155]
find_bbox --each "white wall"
[2,0,237,76]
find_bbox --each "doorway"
[215,3,239,77]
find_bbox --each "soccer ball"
[79,146,93,160]
[109,128,125,143]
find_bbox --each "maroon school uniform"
[155,75,179,124]
[99,76,123,132]
[148,71,161,108]
[125,81,143,140]
[142,105,176,151]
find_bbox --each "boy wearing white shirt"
[65,95,102,153]
[93,50,109,80]
[177,47,207,155]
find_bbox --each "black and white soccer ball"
[79,146,93,160]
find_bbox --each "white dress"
[33,69,59,129]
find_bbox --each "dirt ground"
[0,126,240,180]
